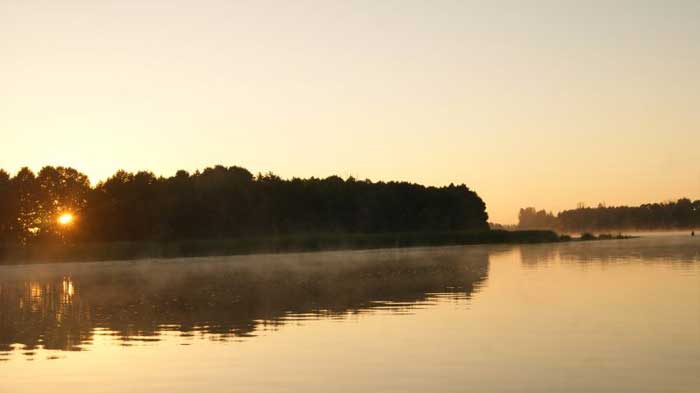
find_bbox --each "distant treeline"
[0,165,488,245]
[519,199,700,232]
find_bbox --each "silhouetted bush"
[580,233,596,241]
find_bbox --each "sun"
[57,213,74,226]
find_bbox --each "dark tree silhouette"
[0,165,489,246]
[9,167,40,244]
[34,166,90,242]
[518,199,700,232]
[517,207,558,230]
[0,170,12,243]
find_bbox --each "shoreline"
[0,230,630,266]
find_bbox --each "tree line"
[0,165,489,245]
[518,199,700,232]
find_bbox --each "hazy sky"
[2,0,699,223]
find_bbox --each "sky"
[1,0,699,224]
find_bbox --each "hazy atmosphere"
[3,0,699,223]
[2,2,700,393]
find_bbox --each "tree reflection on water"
[0,247,490,356]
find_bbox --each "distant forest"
[0,166,488,245]
[519,199,700,232]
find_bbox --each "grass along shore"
[0,230,629,265]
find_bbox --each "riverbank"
[0,230,569,265]
[0,230,635,265]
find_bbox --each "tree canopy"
[518,199,700,232]
[0,166,489,245]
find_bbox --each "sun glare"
[58,213,74,226]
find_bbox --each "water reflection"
[0,247,490,357]
[520,235,700,266]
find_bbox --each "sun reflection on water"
[0,247,491,360]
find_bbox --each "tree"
[10,167,40,243]
[518,207,558,229]
[0,165,491,245]
[34,166,90,242]
[0,170,12,242]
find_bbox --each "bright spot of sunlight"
[57,213,74,226]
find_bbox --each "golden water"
[1,235,699,392]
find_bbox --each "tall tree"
[34,166,90,241]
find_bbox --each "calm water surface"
[1,235,699,392]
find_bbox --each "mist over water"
[0,247,491,353]
[1,235,699,393]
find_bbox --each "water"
[1,235,699,392]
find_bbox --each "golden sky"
[2,1,699,223]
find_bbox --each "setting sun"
[57,213,74,226]
[1,2,699,392]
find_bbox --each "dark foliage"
[0,166,489,246]
[518,199,700,232]
[517,207,558,230]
